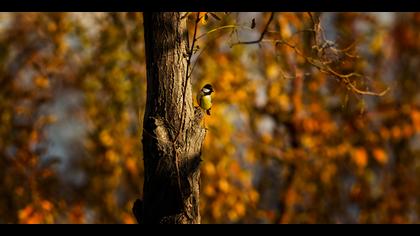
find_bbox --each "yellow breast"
[197,94,212,110]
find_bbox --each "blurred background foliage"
[0,12,419,223]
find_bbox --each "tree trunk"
[133,12,206,224]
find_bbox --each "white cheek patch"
[202,88,211,93]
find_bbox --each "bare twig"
[190,25,250,78]
[181,12,190,20]
[188,43,210,78]
[274,39,389,97]
[307,12,319,46]
[229,12,389,97]
[196,25,250,40]
[231,12,275,47]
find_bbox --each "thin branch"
[307,12,318,45]
[340,76,390,96]
[230,12,388,97]
[190,25,248,77]
[269,29,316,36]
[325,67,362,79]
[196,25,250,40]
[189,14,200,75]
[198,12,206,21]
[231,12,275,47]
[335,41,358,52]
[181,12,190,19]
[274,39,390,97]
[188,43,209,78]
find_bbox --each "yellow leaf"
[278,16,291,39]
[105,150,118,163]
[301,135,314,149]
[203,162,216,176]
[228,210,239,221]
[279,94,290,111]
[370,31,385,54]
[267,63,279,79]
[261,133,272,144]
[218,179,230,193]
[234,203,246,217]
[200,13,208,25]
[229,162,241,174]
[204,185,216,197]
[100,130,114,147]
[249,190,259,203]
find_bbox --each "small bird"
[197,84,214,115]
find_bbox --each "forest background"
[0,12,419,223]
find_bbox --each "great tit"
[197,84,214,115]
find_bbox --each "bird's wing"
[196,93,201,106]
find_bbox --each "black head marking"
[202,84,214,94]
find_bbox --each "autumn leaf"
[218,179,230,193]
[373,148,388,165]
[352,148,368,169]
[201,13,209,25]
[99,130,114,147]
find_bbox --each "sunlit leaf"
[352,148,368,169]
[373,148,388,165]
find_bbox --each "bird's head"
[202,84,214,94]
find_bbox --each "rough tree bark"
[132,12,206,224]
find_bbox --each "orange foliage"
[373,148,388,165]
[352,148,368,169]
[1,12,419,224]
